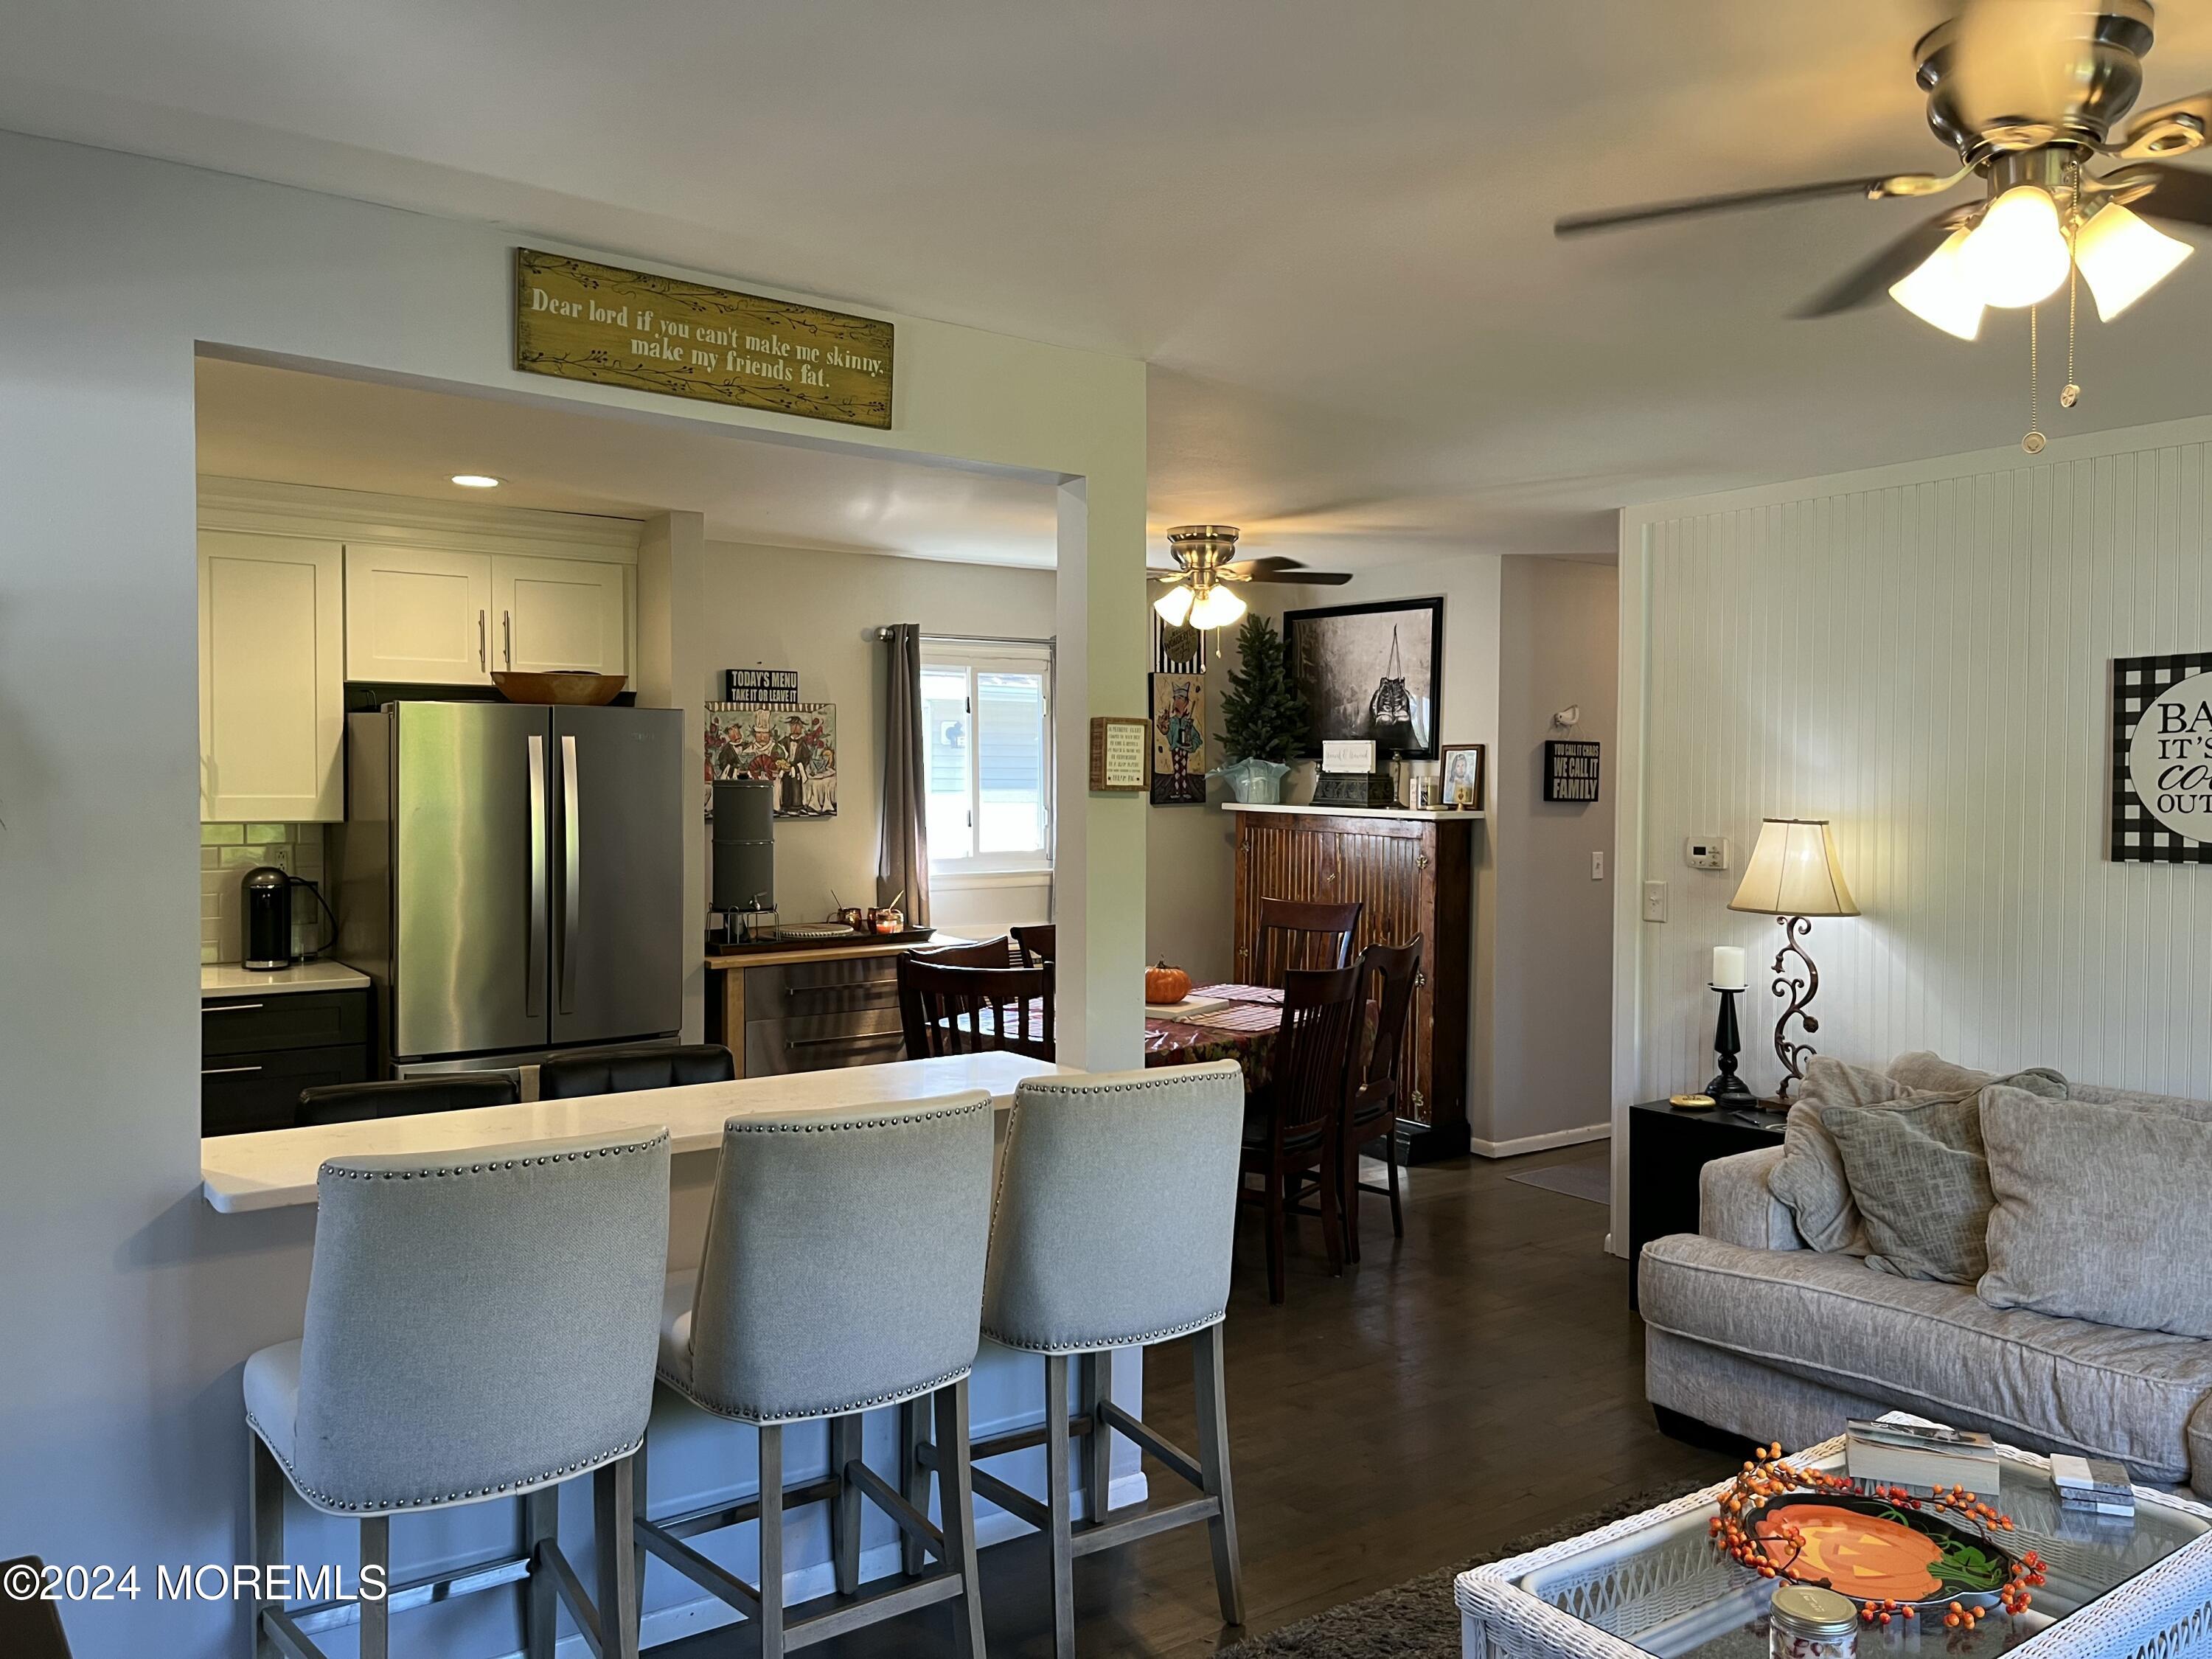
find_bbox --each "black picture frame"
[1281,596,1444,760]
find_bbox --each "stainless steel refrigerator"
[333,701,685,1077]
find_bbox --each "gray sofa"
[1640,1062,2212,1498]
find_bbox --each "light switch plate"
[1685,837,1731,872]
[1591,851,1605,880]
[1643,880,1668,922]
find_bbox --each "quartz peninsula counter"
[201,1051,1063,1212]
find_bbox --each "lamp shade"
[1728,818,1858,919]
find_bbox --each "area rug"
[1219,1483,1686,1658]
[1506,1152,1610,1206]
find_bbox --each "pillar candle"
[1711,945,1747,991]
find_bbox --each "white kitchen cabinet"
[199,532,345,821]
[491,555,629,679]
[344,545,494,684]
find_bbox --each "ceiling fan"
[1557,0,2212,439]
[1151,524,1350,630]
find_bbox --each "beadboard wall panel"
[1613,422,2212,1251]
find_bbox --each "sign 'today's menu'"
[515,248,893,429]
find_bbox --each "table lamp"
[1728,818,1858,1107]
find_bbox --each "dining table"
[1142,981,1286,1085]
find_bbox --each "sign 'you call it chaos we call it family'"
[514,248,894,429]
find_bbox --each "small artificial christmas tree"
[1220,613,1312,762]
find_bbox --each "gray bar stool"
[636,1093,997,1658]
[242,1128,671,1659]
[963,1061,1247,1658]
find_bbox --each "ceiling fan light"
[2074,202,2194,321]
[1187,585,1248,630]
[1959,186,2070,308]
[1153,582,1195,627]
[1888,229,1985,340]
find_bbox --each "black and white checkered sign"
[2112,652,2212,864]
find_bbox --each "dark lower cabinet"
[1626,1098,1787,1309]
[201,988,372,1136]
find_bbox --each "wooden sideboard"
[1227,803,1476,1161]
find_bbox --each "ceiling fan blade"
[2116,93,2212,161]
[2125,163,2212,228]
[1241,568,1352,585]
[1555,173,1955,238]
[1793,209,1969,318]
[1222,557,1306,576]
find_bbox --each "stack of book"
[2050,1454,2135,1517]
[1845,1419,1999,1495]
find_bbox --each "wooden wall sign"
[1543,739,1601,803]
[1089,717,1148,793]
[2112,651,2212,863]
[515,248,893,429]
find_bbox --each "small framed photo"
[1439,743,1486,810]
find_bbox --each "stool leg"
[933,1380,987,1659]
[1079,1349,1114,1527]
[596,1455,641,1659]
[1193,1323,1245,1627]
[630,1431,650,1627]
[1045,1353,1075,1659]
[830,1413,863,1596]
[246,1433,284,1659]
[899,1398,932,1578]
[757,1424,786,1659]
[523,1486,557,1659]
[1262,1169,1286,1304]
[358,1516,391,1659]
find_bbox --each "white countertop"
[201,961,371,1000]
[201,1051,1071,1214]
[1220,801,1483,821]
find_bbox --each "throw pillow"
[1820,1096,1996,1283]
[1891,1051,2069,1099]
[1768,1057,1912,1253]
[1980,1088,2212,1338]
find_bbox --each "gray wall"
[1490,558,1619,1147]
[0,128,1146,1656]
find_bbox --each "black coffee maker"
[241,866,295,970]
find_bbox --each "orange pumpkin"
[1146,961,1192,1003]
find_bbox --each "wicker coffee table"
[1458,1417,2212,1658]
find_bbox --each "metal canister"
[1769,1584,1858,1659]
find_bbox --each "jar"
[1769,1584,1857,1659]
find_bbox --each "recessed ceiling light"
[450,473,501,489]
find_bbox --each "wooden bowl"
[491,671,627,706]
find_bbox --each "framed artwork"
[1149,672,1208,805]
[1152,611,1207,674]
[2112,651,2212,863]
[1543,739,1601,803]
[1439,743,1486,810]
[706,701,837,818]
[1282,597,1443,760]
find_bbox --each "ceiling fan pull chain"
[2023,306,2046,456]
[2061,159,2082,411]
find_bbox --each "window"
[921,639,1054,874]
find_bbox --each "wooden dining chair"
[917,935,1019,968]
[898,956,1055,1061]
[1011,923,1056,967]
[1340,936,1422,1262]
[1251,899,1363,987]
[1237,964,1361,1303]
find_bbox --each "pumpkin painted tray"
[1742,1492,2019,1611]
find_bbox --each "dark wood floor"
[664,1145,1736,1658]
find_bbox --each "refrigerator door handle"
[560,732,581,1015]
[526,733,547,1019]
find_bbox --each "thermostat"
[1685,837,1731,872]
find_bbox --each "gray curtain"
[877,623,931,925]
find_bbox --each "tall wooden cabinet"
[1229,804,1476,1160]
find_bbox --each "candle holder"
[1704,984,1759,1110]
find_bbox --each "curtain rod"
[878,627,1057,650]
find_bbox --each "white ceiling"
[17,1,2212,564]
[195,358,1060,566]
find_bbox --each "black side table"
[1627,1099,1787,1309]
